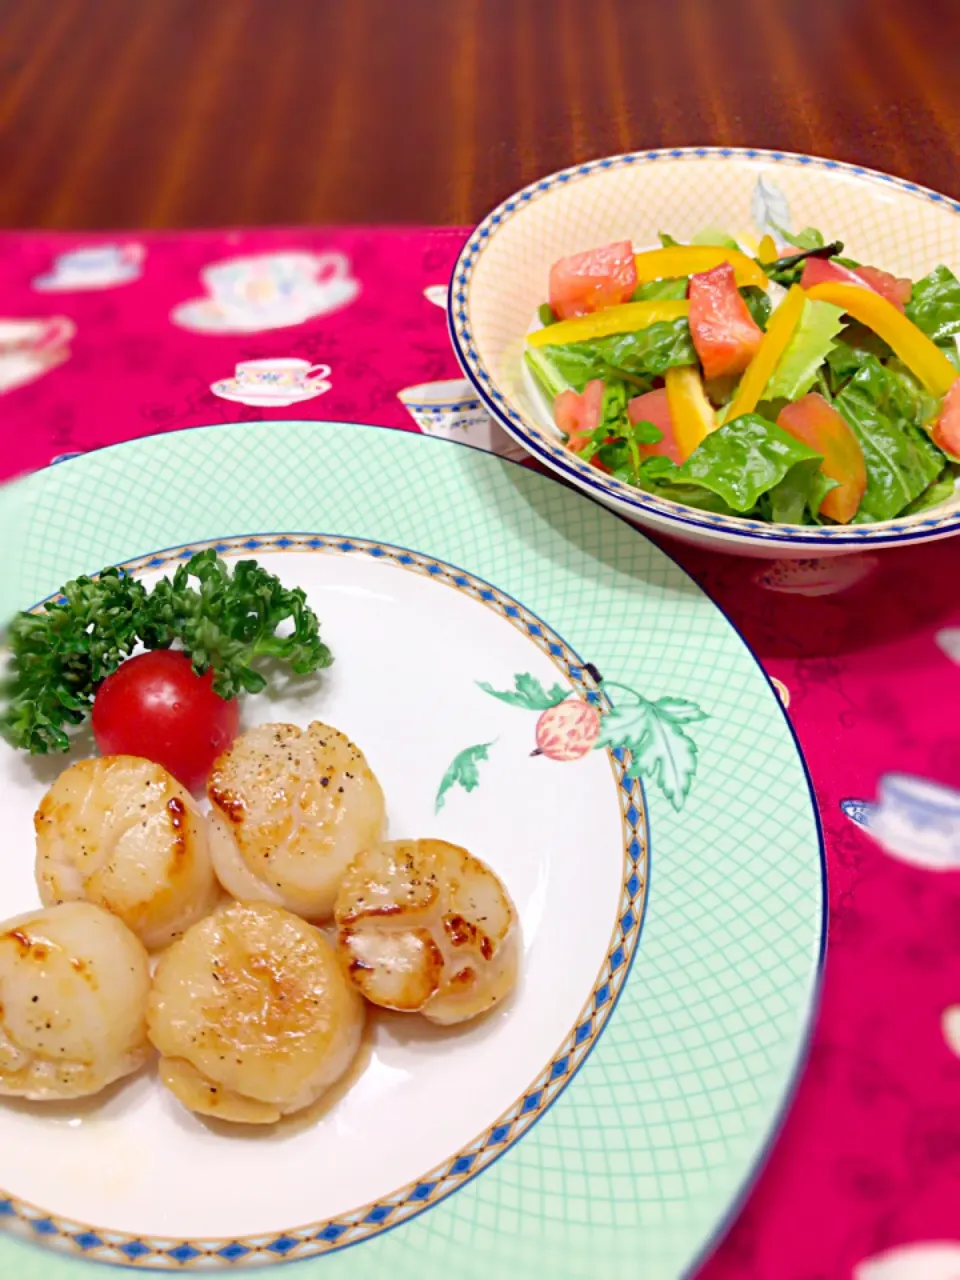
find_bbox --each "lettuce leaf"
[533,320,697,394]
[632,277,689,301]
[883,359,939,427]
[833,358,946,520]
[941,340,960,373]
[525,347,576,399]
[668,414,826,513]
[600,378,629,434]
[901,465,958,515]
[691,227,740,249]
[741,286,772,330]
[766,459,838,524]
[631,458,738,514]
[764,299,845,400]
[583,321,698,376]
[905,265,960,342]
[773,224,825,251]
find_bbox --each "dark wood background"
[1,0,959,229]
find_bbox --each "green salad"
[525,227,960,525]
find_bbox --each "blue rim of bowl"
[448,145,960,548]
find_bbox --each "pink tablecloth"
[2,228,959,1280]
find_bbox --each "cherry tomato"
[548,240,637,321]
[933,377,960,457]
[777,392,867,523]
[92,651,239,792]
[555,378,605,451]
[627,387,684,464]
[687,262,764,379]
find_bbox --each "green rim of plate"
[0,422,825,1280]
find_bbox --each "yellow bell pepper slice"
[757,234,778,265]
[725,284,807,421]
[804,281,958,397]
[634,246,768,290]
[665,365,716,459]
[526,300,689,348]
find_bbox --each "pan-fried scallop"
[35,755,219,950]
[335,839,520,1026]
[0,902,151,1101]
[148,901,364,1124]
[207,721,386,921]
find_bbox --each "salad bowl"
[449,147,960,557]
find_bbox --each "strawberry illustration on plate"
[472,669,708,811]
[534,699,602,761]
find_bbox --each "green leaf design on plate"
[477,673,568,711]
[596,694,707,811]
[435,740,496,813]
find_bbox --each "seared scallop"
[207,721,386,921]
[335,839,520,1025]
[35,755,219,950]
[148,901,365,1124]
[0,902,151,1101]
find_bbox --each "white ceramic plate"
[0,422,823,1278]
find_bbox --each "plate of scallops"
[0,420,823,1279]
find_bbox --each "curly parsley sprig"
[1,549,333,754]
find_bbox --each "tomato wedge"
[555,378,605,451]
[777,392,867,523]
[933,377,960,458]
[548,241,638,321]
[801,257,912,312]
[856,264,913,310]
[688,263,764,380]
[627,388,684,464]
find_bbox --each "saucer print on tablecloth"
[33,243,144,291]
[397,378,527,461]
[211,357,332,408]
[172,252,360,334]
[854,1242,960,1279]
[0,316,74,396]
[841,773,960,871]
[753,554,880,597]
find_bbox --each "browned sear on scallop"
[335,839,519,1026]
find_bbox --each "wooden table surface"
[1,0,959,229]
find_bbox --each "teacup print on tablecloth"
[423,284,448,308]
[753,555,880,597]
[841,773,960,870]
[854,1242,960,1279]
[211,357,332,408]
[942,1006,960,1058]
[33,243,144,291]
[770,676,791,708]
[397,378,526,460]
[0,317,74,397]
[172,252,360,334]
[935,629,960,665]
